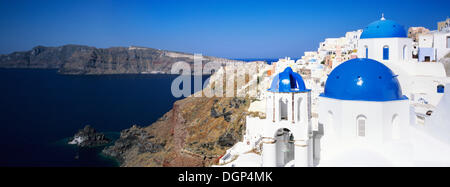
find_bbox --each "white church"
[217,16,450,167]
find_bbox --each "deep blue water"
[0,69,207,167]
[234,58,300,65]
[234,58,278,64]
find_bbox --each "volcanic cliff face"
[0,45,241,75]
[102,96,251,167]
[101,61,268,167]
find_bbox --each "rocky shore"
[102,125,165,164]
[101,96,250,167]
[68,125,110,147]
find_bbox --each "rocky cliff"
[100,59,270,167]
[101,60,268,167]
[0,45,241,75]
[102,95,251,167]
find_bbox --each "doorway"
[275,128,295,167]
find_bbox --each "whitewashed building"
[244,67,313,167]
[317,58,412,166]
[217,16,450,167]
[417,31,450,62]
[356,15,448,106]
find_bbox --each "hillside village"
[102,16,450,167]
[213,16,450,167]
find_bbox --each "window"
[280,99,288,120]
[438,85,445,93]
[328,111,333,127]
[357,115,366,137]
[297,98,302,121]
[383,45,389,60]
[364,46,369,58]
[447,36,450,48]
[402,45,407,60]
[392,115,400,139]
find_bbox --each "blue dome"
[360,19,407,39]
[268,67,310,93]
[320,58,407,101]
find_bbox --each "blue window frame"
[383,46,389,60]
[437,85,445,93]
[365,47,368,58]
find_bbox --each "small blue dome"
[360,19,407,39]
[268,67,310,93]
[320,58,407,101]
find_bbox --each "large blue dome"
[360,19,407,39]
[320,58,407,101]
[268,67,310,93]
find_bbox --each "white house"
[217,16,450,167]
[317,58,412,166]
[356,15,448,106]
[418,31,450,62]
[357,15,413,62]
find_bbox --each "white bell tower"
[261,67,313,167]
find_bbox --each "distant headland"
[0,45,242,75]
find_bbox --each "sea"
[0,69,208,167]
[235,58,300,64]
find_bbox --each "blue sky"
[0,0,448,58]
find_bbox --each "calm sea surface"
[0,69,208,166]
[234,58,300,64]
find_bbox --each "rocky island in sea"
[0,44,242,75]
[68,125,110,147]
